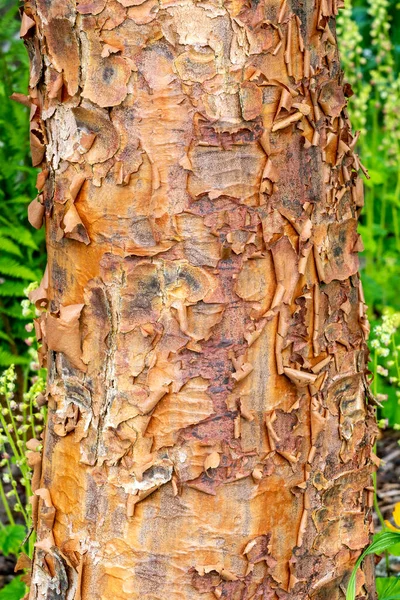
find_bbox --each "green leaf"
[3,195,32,205]
[364,168,386,186]
[0,281,26,297]
[0,330,13,343]
[386,541,400,557]
[0,237,22,257]
[0,304,28,320]
[377,577,400,600]
[346,532,400,600]
[0,349,29,367]
[0,525,26,556]
[0,258,37,281]
[0,226,37,250]
[0,575,26,600]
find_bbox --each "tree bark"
[23,0,377,598]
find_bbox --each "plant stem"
[0,411,24,467]
[372,452,390,576]
[0,478,15,526]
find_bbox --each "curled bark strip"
[28,196,45,229]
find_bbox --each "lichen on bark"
[22,0,377,598]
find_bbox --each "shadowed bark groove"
[23,0,377,598]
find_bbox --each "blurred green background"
[1,0,400,596]
[337,0,400,428]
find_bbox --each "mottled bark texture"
[23,0,377,598]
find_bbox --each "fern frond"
[0,331,12,344]
[0,224,38,250]
[0,348,29,367]
[0,258,37,281]
[0,280,26,297]
[0,304,27,320]
[0,236,22,257]
[4,195,32,205]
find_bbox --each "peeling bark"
[23,0,377,598]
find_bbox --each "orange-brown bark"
[23,0,377,598]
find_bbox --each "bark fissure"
[97,282,121,462]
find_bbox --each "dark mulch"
[0,554,17,589]
[375,429,400,577]
[376,429,400,525]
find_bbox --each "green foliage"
[377,577,400,599]
[0,364,46,535]
[0,525,26,557]
[337,0,400,316]
[0,1,45,367]
[338,0,400,428]
[0,577,25,600]
[346,532,400,599]
[369,312,400,425]
[0,362,46,599]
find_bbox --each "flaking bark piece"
[239,82,263,121]
[184,303,225,341]
[283,367,317,387]
[36,0,75,20]
[275,88,293,120]
[15,553,32,573]
[47,71,63,100]
[72,107,119,164]
[319,80,346,118]
[109,103,143,180]
[127,0,159,25]
[188,143,266,204]
[82,54,131,108]
[97,0,127,29]
[117,0,148,5]
[43,19,80,97]
[174,49,217,84]
[101,44,122,58]
[77,0,107,14]
[10,93,31,108]
[270,235,299,305]
[175,213,221,268]
[30,129,45,167]
[29,265,48,309]
[243,534,273,565]
[28,196,45,229]
[26,450,42,491]
[20,13,35,38]
[26,35,42,88]
[63,204,90,245]
[69,174,87,203]
[46,304,87,372]
[147,377,214,450]
[204,451,220,472]
[26,438,42,451]
[36,168,49,192]
[272,111,303,132]
[317,220,359,284]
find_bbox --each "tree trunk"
[23,0,377,598]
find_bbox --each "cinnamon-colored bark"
[23,0,377,598]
